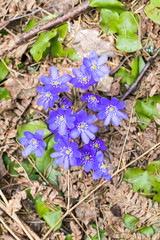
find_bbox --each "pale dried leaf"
[70,221,82,240]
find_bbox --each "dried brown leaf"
[70,221,82,240]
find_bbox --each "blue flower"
[77,145,96,172]
[83,51,110,82]
[19,130,46,158]
[70,65,94,90]
[54,128,71,142]
[60,97,72,110]
[39,66,72,93]
[50,138,81,170]
[92,151,111,180]
[70,110,98,144]
[81,93,100,111]
[97,97,128,126]
[37,85,59,110]
[88,138,107,152]
[47,108,75,136]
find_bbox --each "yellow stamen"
[33,140,37,145]
[92,65,97,69]
[102,164,106,169]
[46,93,50,97]
[60,116,64,121]
[54,81,59,85]
[92,96,96,101]
[66,150,70,154]
[95,144,99,148]
[110,107,114,111]
[83,77,87,82]
[86,156,90,160]
[61,105,65,109]
[81,124,85,128]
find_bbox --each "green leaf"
[85,224,105,240]
[144,0,160,24]
[46,165,61,185]
[35,148,54,174]
[0,87,10,100]
[17,120,51,141]
[123,161,160,202]
[116,11,139,35]
[115,67,135,85]
[67,48,79,61]
[131,56,145,78]
[123,214,139,231]
[2,152,20,176]
[135,95,160,130]
[0,59,9,82]
[50,24,78,60]
[116,33,141,53]
[65,235,73,240]
[100,9,119,34]
[30,29,57,62]
[115,56,145,85]
[24,19,36,32]
[34,195,62,230]
[100,9,142,52]
[89,0,125,13]
[138,223,160,237]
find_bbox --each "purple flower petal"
[19,137,29,145]
[97,54,108,65]
[112,115,121,126]
[70,129,80,139]
[22,144,33,157]
[92,170,102,179]
[50,66,59,79]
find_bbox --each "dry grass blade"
[0,190,36,240]
[0,216,21,240]
[117,101,135,170]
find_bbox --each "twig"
[76,102,88,112]
[15,1,91,45]
[117,100,135,170]
[0,0,72,28]
[30,106,48,119]
[42,211,69,240]
[42,141,160,239]
[43,133,54,140]
[120,47,160,101]
[109,54,133,76]
[0,216,20,240]
[0,200,34,240]
[67,169,70,210]
[93,194,100,240]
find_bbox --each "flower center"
[61,105,65,109]
[110,107,114,111]
[54,81,59,86]
[102,164,107,169]
[46,93,50,97]
[92,65,97,69]
[60,116,64,121]
[92,96,96,101]
[95,143,99,149]
[83,77,87,82]
[32,140,37,145]
[66,150,70,154]
[85,156,90,160]
[81,124,85,128]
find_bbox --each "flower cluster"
[20,51,128,182]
